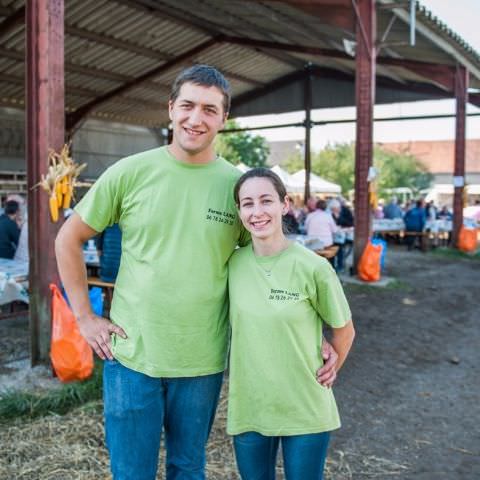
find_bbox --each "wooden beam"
[232,69,306,111]
[469,92,480,108]
[353,0,376,272]
[269,0,355,31]
[26,0,64,365]
[452,66,468,247]
[66,37,219,131]
[0,6,24,40]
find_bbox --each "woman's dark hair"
[170,64,231,115]
[233,168,287,205]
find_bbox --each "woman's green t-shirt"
[227,242,351,436]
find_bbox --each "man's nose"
[188,107,203,125]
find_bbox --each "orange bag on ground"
[457,227,478,253]
[358,240,382,282]
[50,283,94,382]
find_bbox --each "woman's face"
[238,177,288,240]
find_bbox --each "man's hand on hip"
[77,313,127,360]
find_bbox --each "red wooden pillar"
[353,0,376,271]
[452,66,468,246]
[26,0,65,364]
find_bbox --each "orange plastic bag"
[50,284,94,382]
[457,227,478,253]
[358,240,382,282]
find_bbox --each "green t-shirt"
[227,242,351,436]
[75,146,248,377]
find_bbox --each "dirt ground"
[0,246,479,479]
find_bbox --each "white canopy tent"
[270,165,292,185]
[289,170,341,194]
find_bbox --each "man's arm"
[55,213,126,360]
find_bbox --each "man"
[0,200,21,259]
[56,65,338,480]
[383,196,403,220]
[404,199,427,250]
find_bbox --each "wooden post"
[353,0,376,272]
[26,0,65,364]
[452,66,468,247]
[304,69,312,203]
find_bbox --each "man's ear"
[168,100,174,121]
[221,112,229,128]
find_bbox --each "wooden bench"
[87,277,114,317]
[315,245,339,260]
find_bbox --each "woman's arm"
[329,320,355,372]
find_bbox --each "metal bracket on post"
[351,0,374,59]
[409,0,416,46]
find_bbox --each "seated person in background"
[404,199,426,251]
[96,224,122,283]
[437,206,452,220]
[14,214,29,263]
[283,197,299,234]
[383,196,403,219]
[374,199,385,219]
[305,199,338,248]
[0,200,21,259]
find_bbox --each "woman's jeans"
[234,431,330,480]
[103,359,223,480]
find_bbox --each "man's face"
[306,197,317,212]
[169,82,227,157]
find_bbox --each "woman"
[228,168,355,480]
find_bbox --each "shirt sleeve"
[312,260,351,328]
[74,161,126,233]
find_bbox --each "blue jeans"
[234,431,330,480]
[103,359,223,480]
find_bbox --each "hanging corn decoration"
[34,144,87,222]
[369,181,378,211]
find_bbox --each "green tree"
[374,147,433,196]
[284,143,355,194]
[284,142,432,196]
[215,120,270,167]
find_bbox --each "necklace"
[254,241,291,277]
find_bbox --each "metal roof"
[0,0,479,127]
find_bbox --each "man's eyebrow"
[178,99,219,110]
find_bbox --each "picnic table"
[0,258,29,306]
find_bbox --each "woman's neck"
[252,233,290,257]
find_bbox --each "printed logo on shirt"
[268,289,300,302]
[206,208,236,226]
